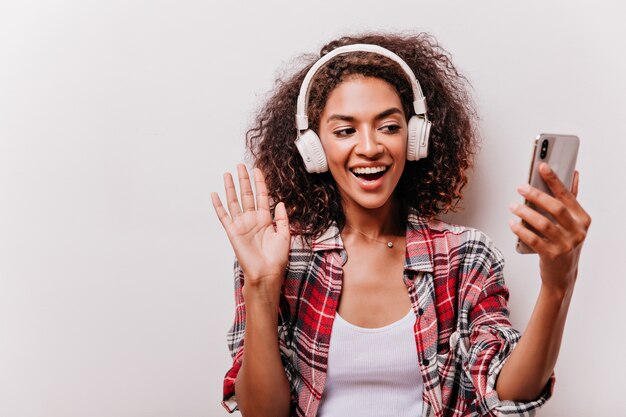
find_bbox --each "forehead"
[321,76,404,116]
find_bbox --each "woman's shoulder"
[425,218,492,242]
[407,210,491,240]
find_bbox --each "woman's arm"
[213,164,292,417]
[495,279,572,401]
[235,283,291,417]
[498,163,591,401]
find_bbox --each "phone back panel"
[516,134,580,254]
[529,134,579,194]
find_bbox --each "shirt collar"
[311,223,343,252]
[404,209,435,273]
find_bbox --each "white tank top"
[316,309,424,417]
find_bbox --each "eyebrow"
[325,107,404,123]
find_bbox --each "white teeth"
[351,166,388,175]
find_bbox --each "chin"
[351,195,395,211]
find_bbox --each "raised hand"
[509,162,592,293]
[212,164,291,300]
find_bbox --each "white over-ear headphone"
[294,43,432,174]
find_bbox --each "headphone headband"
[295,43,428,131]
[294,43,432,173]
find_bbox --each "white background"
[1,1,624,416]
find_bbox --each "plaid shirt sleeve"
[221,259,246,413]
[454,231,555,416]
[220,232,337,417]
[221,258,299,414]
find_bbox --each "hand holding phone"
[516,133,580,254]
[509,132,591,297]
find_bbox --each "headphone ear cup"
[295,130,328,173]
[418,119,431,160]
[407,116,431,161]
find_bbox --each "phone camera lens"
[540,139,549,159]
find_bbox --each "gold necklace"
[344,225,396,248]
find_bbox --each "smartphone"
[516,133,580,254]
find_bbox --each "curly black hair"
[247,32,479,239]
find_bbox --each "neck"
[342,197,403,239]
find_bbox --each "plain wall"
[1,1,624,416]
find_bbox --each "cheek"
[392,137,409,161]
[391,138,408,171]
[321,139,349,164]
[394,160,407,179]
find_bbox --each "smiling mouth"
[350,165,389,181]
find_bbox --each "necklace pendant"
[387,241,394,248]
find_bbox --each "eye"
[333,127,356,137]
[379,124,402,134]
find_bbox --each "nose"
[354,128,383,158]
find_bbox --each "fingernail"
[508,219,516,227]
[509,203,518,212]
[517,184,530,195]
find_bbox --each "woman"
[212,33,591,417]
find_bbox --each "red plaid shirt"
[222,211,553,416]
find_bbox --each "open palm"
[212,164,290,292]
